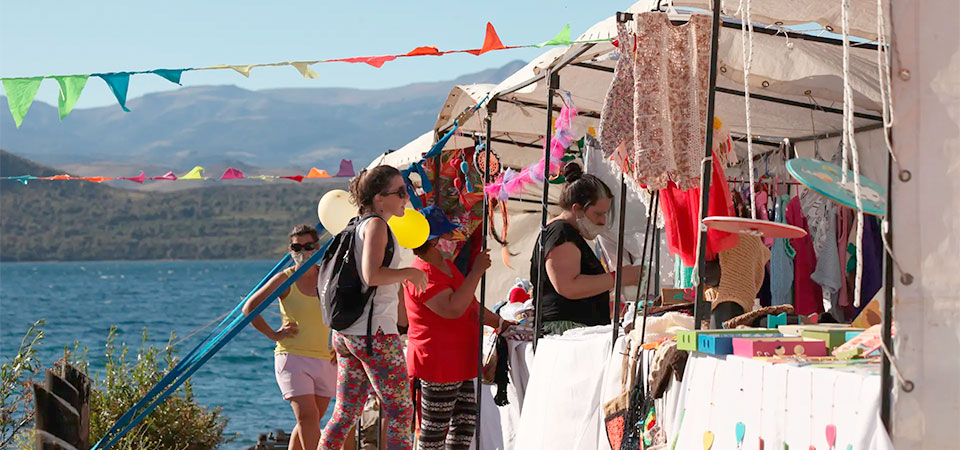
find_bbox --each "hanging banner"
[98,73,131,112]
[54,75,89,120]
[2,77,43,128]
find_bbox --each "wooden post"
[34,364,91,450]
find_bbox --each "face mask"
[576,212,606,240]
[291,252,306,266]
[436,238,458,256]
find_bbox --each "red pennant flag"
[330,55,397,68]
[119,172,146,184]
[221,168,244,179]
[478,22,506,55]
[150,171,178,181]
[405,46,442,56]
[280,175,304,183]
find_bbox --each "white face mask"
[290,251,306,266]
[576,212,606,240]
[436,238,458,256]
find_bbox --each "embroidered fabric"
[631,12,712,190]
[599,23,637,161]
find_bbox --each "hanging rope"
[738,0,758,219]
[875,0,898,165]
[841,0,866,307]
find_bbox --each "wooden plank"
[46,370,79,411]
[33,383,80,447]
[35,430,78,450]
[61,364,90,450]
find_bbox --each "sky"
[0,1,628,109]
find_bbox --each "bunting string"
[0,160,348,185]
[1,23,608,126]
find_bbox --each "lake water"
[0,260,324,449]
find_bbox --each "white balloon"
[317,189,357,234]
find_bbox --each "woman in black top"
[530,163,642,335]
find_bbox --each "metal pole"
[631,198,657,328]
[611,175,628,352]
[693,0,724,330]
[881,132,894,431]
[639,193,660,342]
[533,71,560,353]
[476,99,496,450]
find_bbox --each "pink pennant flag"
[329,55,397,68]
[149,171,178,181]
[280,175,304,182]
[119,172,146,184]
[221,167,244,180]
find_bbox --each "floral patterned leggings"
[320,331,413,450]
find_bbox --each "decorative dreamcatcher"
[473,145,502,180]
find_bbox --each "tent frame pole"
[880,131,894,431]
[475,99,497,450]
[533,71,560,353]
[692,0,724,330]
[611,175,628,352]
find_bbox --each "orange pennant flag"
[82,176,112,183]
[306,168,331,178]
[478,22,506,55]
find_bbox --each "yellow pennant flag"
[180,166,205,180]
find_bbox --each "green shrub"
[1,321,231,449]
[64,327,232,450]
[0,320,44,449]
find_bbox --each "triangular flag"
[280,175,304,182]
[405,46,442,56]
[149,171,177,181]
[81,176,112,183]
[38,174,72,180]
[331,56,397,68]
[536,24,572,48]
[2,77,43,128]
[151,69,185,85]
[119,172,146,184]
[334,159,355,177]
[229,65,254,77]
[53,75,89,121]
[7,175,35,185]
[180,166,205,180]
[306,168,331,178]
[98,73,131,112]
[290,62,321,79]
[220,167,244,179]
[479,22,506,55]
[251,175,278,182]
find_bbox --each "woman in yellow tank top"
[243,224,354,450]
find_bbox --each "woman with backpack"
[320,165,427,450]
[243,224,354,450]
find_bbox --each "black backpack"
[318,214,395,354]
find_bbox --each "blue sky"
[0,1,626,109]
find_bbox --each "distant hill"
[0,61,525,173]
[0,150,349,261]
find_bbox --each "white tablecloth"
[669,354,894,450]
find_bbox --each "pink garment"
[755,191,774,247]
[660,156,739,267]
[786,196,823,315]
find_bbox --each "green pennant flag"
[2,77,43,128]
[536,24,572,48]
[53,75,88,121]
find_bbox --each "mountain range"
[0,61,524,182]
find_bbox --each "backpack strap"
[357,213,396,355]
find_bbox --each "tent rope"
[875,0,899,166]
[841,0,866,308]
[739,0,758,219]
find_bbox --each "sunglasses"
[289,241,319,252]
[382,188,408,199]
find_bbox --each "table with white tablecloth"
[479,325,893,450]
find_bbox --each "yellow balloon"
[317,189,357,234]
[387,209,430,249]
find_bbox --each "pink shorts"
[274,353,337,400]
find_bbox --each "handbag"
[604,342,640,450]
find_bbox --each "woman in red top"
[404,205,513,450]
